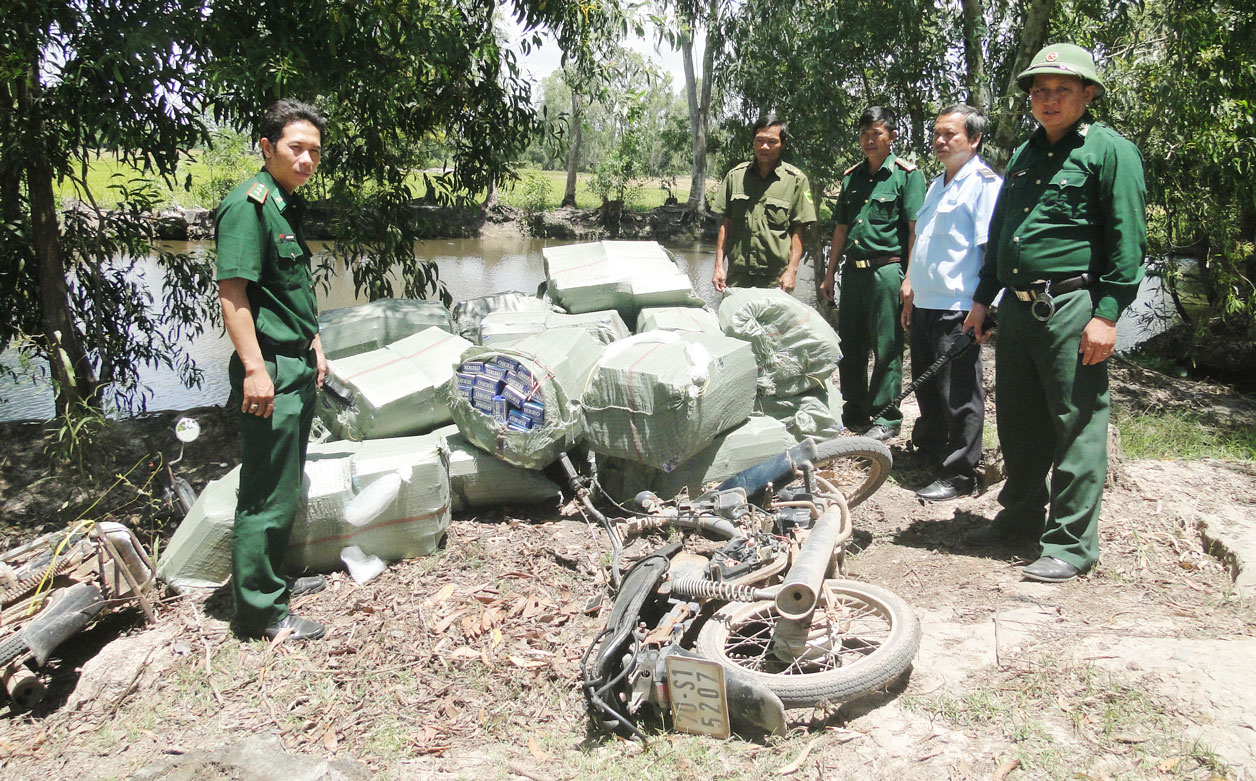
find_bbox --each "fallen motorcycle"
[564,437,920,739]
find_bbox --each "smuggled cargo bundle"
[447,329,602,470]
[452,291,559,343]
[595,415,798,503]
[717,287,842,397]
[635,306,722,335]
[581,331,757,472]
[318,299,452,360]
[157,437,450,591]
[319,327,471,441]
[542,241,705,328]
[429,425,563,510]
[479,309,629,347]
[756,377,844,442]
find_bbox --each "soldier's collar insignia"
[1078,123,1091,136]
[273,192,286,210]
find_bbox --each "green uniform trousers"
[994,289,1108,570]
[837,262,905,429]
[230,349,317,634]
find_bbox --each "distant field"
[54,155,698,212]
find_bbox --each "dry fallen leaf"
[322,726,338,752]
[777,736,820,775]
[509,655,547,669]
[527,735,552,761]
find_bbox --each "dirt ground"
[0,359,1253,780]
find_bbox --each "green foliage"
[2,0,612,419]
[516,171,554,215]
[42,395,111,478]
[188,129,258,207]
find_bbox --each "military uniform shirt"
[910,155,1003,311]
[973,112,1146,322]
[215,169,319,346]
[837,153,926,260]
[713,160,817,278]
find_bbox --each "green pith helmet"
[1016,43,1105,98]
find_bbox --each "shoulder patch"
[246,182,268,205]
[843,162,861,176]
[894,157,918,172]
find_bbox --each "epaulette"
[975,164,999,181]
[246,182,269,205]
[843,162,861,177]
[894,157,918,172]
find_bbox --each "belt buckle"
[854,259,870,269]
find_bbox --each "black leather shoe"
[1022,556,1085,583]
[916,476,975,502]
[261,614,326,641]
[288,575,327,598]
[865,424,900,442]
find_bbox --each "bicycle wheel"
[810,437,892,509]
[694,579,919,709]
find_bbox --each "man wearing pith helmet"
[962,44,1147,582]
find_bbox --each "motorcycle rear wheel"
[810,437,892,509]
[694,579,919,709]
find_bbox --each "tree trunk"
[16,59,97,417]
[988,0,1057,169]
[561,91,582,208]
[682,6,714,218]
[482,177,499,209]
[960,0,992,111]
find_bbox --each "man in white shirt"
[901,104,1003,501]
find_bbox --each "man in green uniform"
[712,113,817,293]
[821,107,926,441]
[217,100,330,639]
[964,44,1146,582]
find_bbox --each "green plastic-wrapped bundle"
[756,377,844,441]
[318,298,452,360]
[595,415,798,503]
[543,241,705,328]
[635,306,722,335]
[479,309,630,347]
[318,327,472,441]
[581,331,757,472]
[717,287,842,397]
[447,329,603,470]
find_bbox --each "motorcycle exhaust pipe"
[771,491,850,660]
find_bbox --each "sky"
[505,15,701,94]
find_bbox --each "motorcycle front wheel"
[810,437,892,509]
[694,579,919,709]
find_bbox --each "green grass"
[1114,408,1256,460]
[55,155,700,212]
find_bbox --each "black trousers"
[908,308,984,480]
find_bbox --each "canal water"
[0,236,1170,422]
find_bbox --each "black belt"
[1009,273,1093,302]
[259,335,314,357]
[846,255,901,270]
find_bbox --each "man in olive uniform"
[964,44,1146,582]
[820,107,926,441]
[712,113,817,293]
[217,100,330,639]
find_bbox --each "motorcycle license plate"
[665,656,730,739]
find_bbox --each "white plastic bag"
[342,467,412,527]
[340,546,387,584]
